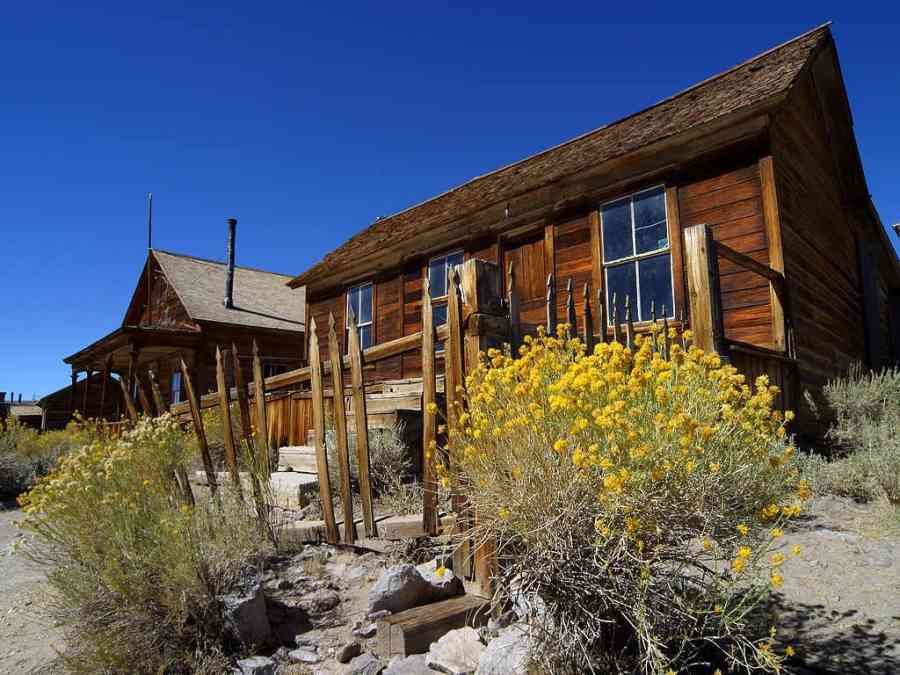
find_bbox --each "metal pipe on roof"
[224,218,237,309]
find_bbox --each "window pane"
[359,284,372,324]
[634,188,668,254]
[359,324,373,350]
[171,372,182,404]
[429,258,447,298]
[638,254,674,321]
[605,262,637,325]
[602,197,633,261]
[446,253,464,284]
[432,303,448,328]
[346,286,359,326]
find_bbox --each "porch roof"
[63,325,202,372]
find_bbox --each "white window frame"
[600,185,675,323]
[428,250,465,303]
[345,282,374,351]
[170,370,183,404]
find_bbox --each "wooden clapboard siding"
[678,163,774,348]
[552,215,596,329]
[502,229,548,335]
[401,263,425,378]
[375,275,403,381]
[307,293,345,366]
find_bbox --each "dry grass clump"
[441,326,808,674]
[796,364,900,505]
[16,414,272,674]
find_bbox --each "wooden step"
[376,594,491,659]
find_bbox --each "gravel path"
[0,503,61,675]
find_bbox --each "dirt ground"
[1,496,898,674]
[0,502,61,675]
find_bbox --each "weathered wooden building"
[287,24,900,434]
[62,223,305,424]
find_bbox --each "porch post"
[69,370,78,416]
[683,223,726,355]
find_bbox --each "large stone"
[219,581,272,647]
[426,627,485,675]
[299,588,342,614]
[417,560,464,602]
[338,640,364,663]
[476,624,538,675]
[369,564,432,614]
[384,653,436,674]
[289,647,322,664]
[345,651,383,674]
[235,655,276,675]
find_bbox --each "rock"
[507,576,546,621]
[353,620,378,638]
[384,653,435,674]
[345,651,383,674]
[219,581,272,647]
[476,624,537,675]
[338,640,363,663]
[288,647,322,664]
[300,588,342,614]
[368,609,391,620]
[426,627,485,675]
[369,564,432,614]
[417,560,464,602]
[235,656,277,675]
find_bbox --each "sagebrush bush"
[440,327,808,674]
[798,364,900,504]
[17,414,271,674]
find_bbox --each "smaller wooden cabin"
[286,24,900,437]
[62,239,305,424]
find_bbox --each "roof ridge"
[152,248,294,279]
[294,22,832,283]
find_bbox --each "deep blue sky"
[2,2,899,399]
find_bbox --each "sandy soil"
[0,502,62,675]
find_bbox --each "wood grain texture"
[215,347,241,493]
[328,313,356,544]
[348,311,378,537]
[421,278,438,536]
[308,318,339,543]
[180,358,218,496]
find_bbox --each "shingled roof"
[289,23,831,288]
[151,250,305,332]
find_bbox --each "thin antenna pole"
[146,193,153,326]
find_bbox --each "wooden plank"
[589,210,603,312]
[625,295,634,349]
[684,224,727,354]
[180,358,218,497]
[215,346,242,493]
[507,261,521,353]
[309,317,340,544]
[252,340,272,480]
[99,355,112,418]
[582,281,595,353]
[565,277,576,337]
[665,186,685,320]
[546,273,557,336]
[328,313,356,544]
[376,594,491,659]
[759,155,788,352]
[348,310,378,538]
[715,241,783,283]
[118,377,139,422]
[421,278,438,536]
[232,343,269,534]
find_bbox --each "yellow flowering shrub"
[17,414,268,674]
[442,327,807,674]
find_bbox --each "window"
[428,251,464,330]
[170,371,183,404]
[263,363,287,379]
[601,186,674,323]
[345,282,373,350]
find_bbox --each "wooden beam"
[421,278,438,536]
[99,355,112,418]
[232,343,269,531]
[759,155,788,352]
[148,369,167,414]
[180,358,218,497]
[582,281,595,354]
[589,210,603,322]
[665,186,686,321]
[684,224,726,355]
[507,262,521,353]
[309,318,339,544]
[135,374,153,417]
[445,268,469,576]
[714,241,784,284]
[118,377,139,423]
[347,311,377,537]
[327,313,356,544]
[215,346,241,493]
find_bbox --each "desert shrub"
[17,414,271,674]
[0,418,95,499]
[798,364,900,504]
[441,327,807,674]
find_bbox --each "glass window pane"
[602,197,634,261]
[359,324,373,350]
[634,188,668,254]
[359,284,372,324]
[432,303,448,328]
[446,252,464,283]
[346,286,359,326]
[429,258,447,298]
[605,262,636,325]
[638,254,674,321]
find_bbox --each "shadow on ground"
[769,593,900,674]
